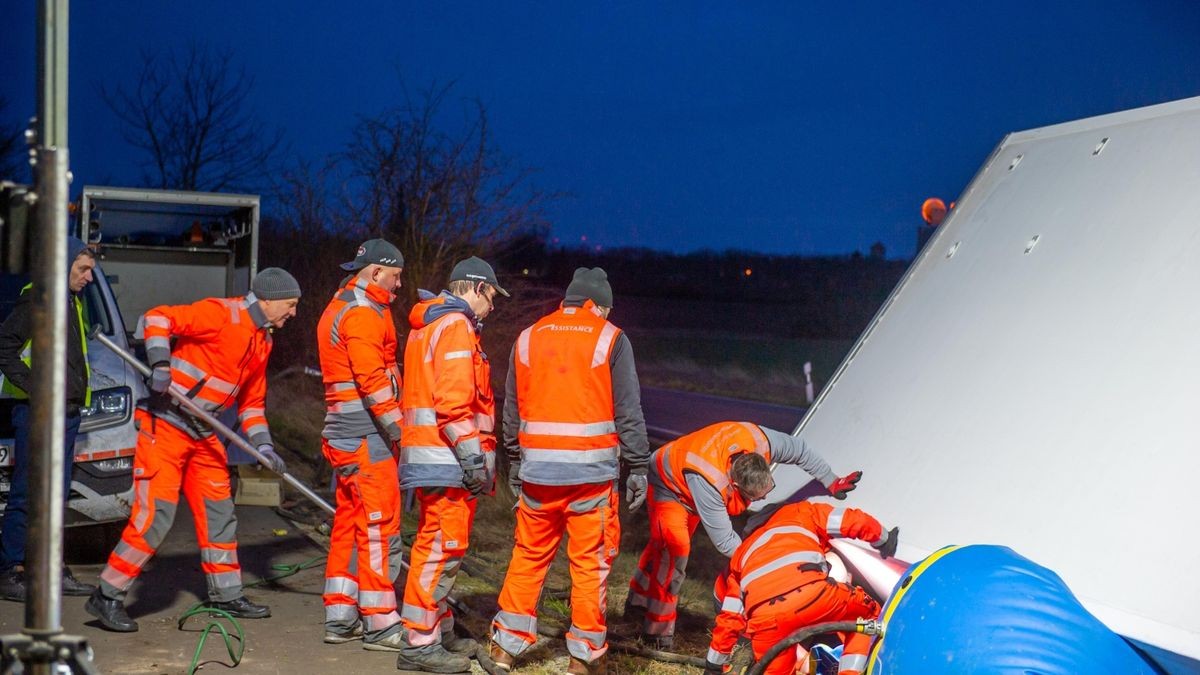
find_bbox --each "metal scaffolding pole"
[0,0,99,671]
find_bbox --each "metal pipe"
[25,5,71,668]
[89,329,336,515]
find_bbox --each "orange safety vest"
[400,291,495,490]
[514,300,621,486]
[656,421,771,516]
[316,277,403,442]
[138,295,273,446]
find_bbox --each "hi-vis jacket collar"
[245,293,272,329]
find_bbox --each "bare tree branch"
[99,44,285,192]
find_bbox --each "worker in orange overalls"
[704,501,898,675]
[488,267,650,675]
[316,239,407,650]
[627,421,863,648]
[396,256,507,673]
[86,268,302,633]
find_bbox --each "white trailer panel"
[769,96,1200,668]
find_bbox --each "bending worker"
[705,501,898,675]
[489,267,650,675]
[627,421,863,647]
[86,268,302,632]
[317,239,406,650]
[396,256,507,673]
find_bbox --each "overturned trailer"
[767,96,1200,672]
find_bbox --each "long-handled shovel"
[89,327,335,516]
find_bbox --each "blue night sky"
[4,2,1200,258]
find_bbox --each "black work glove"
[703,660,729,675]
[872,526,900,560]
[828,470,863,500]
[507,460,522,499]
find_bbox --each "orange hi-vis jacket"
[400,291,496,490]
[709,501,889,659]
[138,294,274,447]
[317,277,403,442]
[656,421,772,517]
[513,300,621,486]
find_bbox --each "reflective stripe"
[520,420,617,437]
[325,603,358,622]
[495,610,538,634]
[113,541,152,570]
[444,419,477,443]
[207,570,241,589]
[454,436,482,456]
[523,447,618,464]
[443,350,471,360]
[325,576,360,597]
[327,381,357,393]
[405,407,438,426]
[827,508,846,537]
[646,597,675,616]
[401,602,440,626]
[720,596,744,613]
[740,551,827,590]
[516,327,532,366]
[222,299,240,323]
[364,611,401,631]
[100,566,135,592]
[144,315,170,329]
[329,399,366,413]
[243,423,268,438]
[402,446,459,465]
[171,357,238,396]
[840,653,869,673]
[492,629,531,657]
[368,523,384,573]
[707,647,731,665]
[739,526,820,569]
[200,548,238,565]
[145,336,170,351]
[367,385,394,405]
[591,323,619,367]
[686,452,729,490]
[565,625,608,661]
[475,412,494,432]
[425,314,470,363]
[359,589,397,609]
[377,408,401,426]
[871,527,889,548]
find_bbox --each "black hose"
[745,620,863,675]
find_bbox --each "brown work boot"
[487,641,516,672]
[566,654,607,675]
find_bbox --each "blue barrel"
[868,544,1156,674]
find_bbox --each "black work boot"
[621,594,645,622]
[207,595,271,619]
[0,567,26,602]
[62,567,97,596]
[441,629,476,655]
[395,644,471,673]
[84,589,138,632]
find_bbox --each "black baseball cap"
[450,256,510,297]
[341,239,405,271]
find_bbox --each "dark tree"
[99,44,284,192]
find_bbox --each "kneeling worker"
[704,500,898,675]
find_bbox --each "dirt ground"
[0,490,748,675]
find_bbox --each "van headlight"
[79,386,132,432]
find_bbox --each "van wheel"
[65,521,124,565]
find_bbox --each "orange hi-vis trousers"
[745,580,879,675]
[627,484,698,638]
[399,487,477,647]
[491,481,620,664]
[322,435,404,640]
[99,409,243,603]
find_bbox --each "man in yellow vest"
[489,267,650,675]
[0,236,98,601]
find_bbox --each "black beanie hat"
[564,267,613,307]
